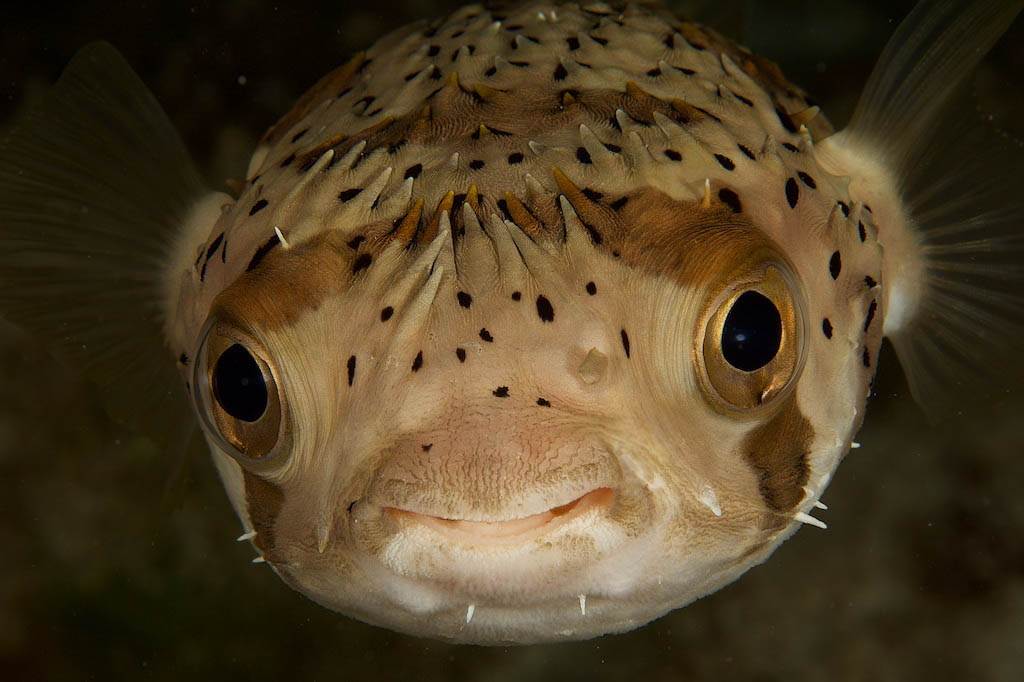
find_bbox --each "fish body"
[1,0,1021,645]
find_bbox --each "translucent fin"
[819,1,1024,416]
[0,42,207,448]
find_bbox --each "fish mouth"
[385,487,615,543]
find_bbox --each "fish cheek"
[739,391,813,527]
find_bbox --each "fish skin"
[163,1,889,643]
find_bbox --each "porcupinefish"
[0,0,1021,644]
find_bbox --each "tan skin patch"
[244,470,286,560]
[741,390,813,518]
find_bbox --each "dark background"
[1,1,1023,680]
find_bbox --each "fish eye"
[193,322,285,463]
[213,344,268,421]
[698,264,805,411]
[720,291,783,371]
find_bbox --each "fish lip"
[383,487,615,543]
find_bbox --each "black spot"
[421,443,433,452]
[290,128,308,143]
[507,152,525,165]
[509,60,530,68]
[457,291,472,308]
[347,235,365,250]
[837,200,850,217]
[620,329,631,358]
[588,34,608,46]
[536,295,555,322]
[381,306,394,322]
[338,188,362,202]
[858,221,867,242]
[567,36,581,50]
[733,93,754,107]
[862,348,871,368]
[775,106,797,133]
[249,198,268,216]
[714,154,735,171]
[576,147,592,165]
[469,159,485,170]
[646,67,662,77]
[493,386,510,398]
[404,70,422,82]
[280,153,295,168]
[179,353,189,365]
[554,63,568,81]
[347,355,356,386]
[738,144,755,160]
[673,65,696,75]
[207,232,224,258]
[664,149,682,162]
[428,66,442,80]
[537,397,551,407]
[829,251,842,279]
[610,196,628,210]
[451,193,466,218]
[404,163,423,179]
[388,140,407,155]
[822,318,833,339]
[785,177,799,208]
[456,348,467,362]
[603,142,622,154]
[497,199,512,222]
[582,188,604,202]
[797,171,817,189]
[412,351,423,372]
[865,275,878,288]
[480,328,494,342]
[511,291,522,301]
[246,233,280,272]
[337,86,353,99]
[220,239,227,263]
[782,142,799,153]
[663,33,675,49]
[451,30,464,38]
[864,299,878,332]
[586,281,597,295]
[352,253,372,274]
[718,188,742,213]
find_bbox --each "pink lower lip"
[386,488,615,541]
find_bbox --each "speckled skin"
[166,1,885,643]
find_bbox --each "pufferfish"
[0,0,1021,645]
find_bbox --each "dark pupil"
[212,343,268,422]
[721,291,783,371]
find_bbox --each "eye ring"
[192,318,287,466]
[697,262,806,412]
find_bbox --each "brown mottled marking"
[244,471,285,560]
[212,231,355,333]
[741,391,812,516]
[259,52,367,147]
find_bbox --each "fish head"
[173,145,882,645]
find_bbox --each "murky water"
[2,2,1022,679]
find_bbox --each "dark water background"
[1,1,1023,680]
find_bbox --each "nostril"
[578,347,608,384]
